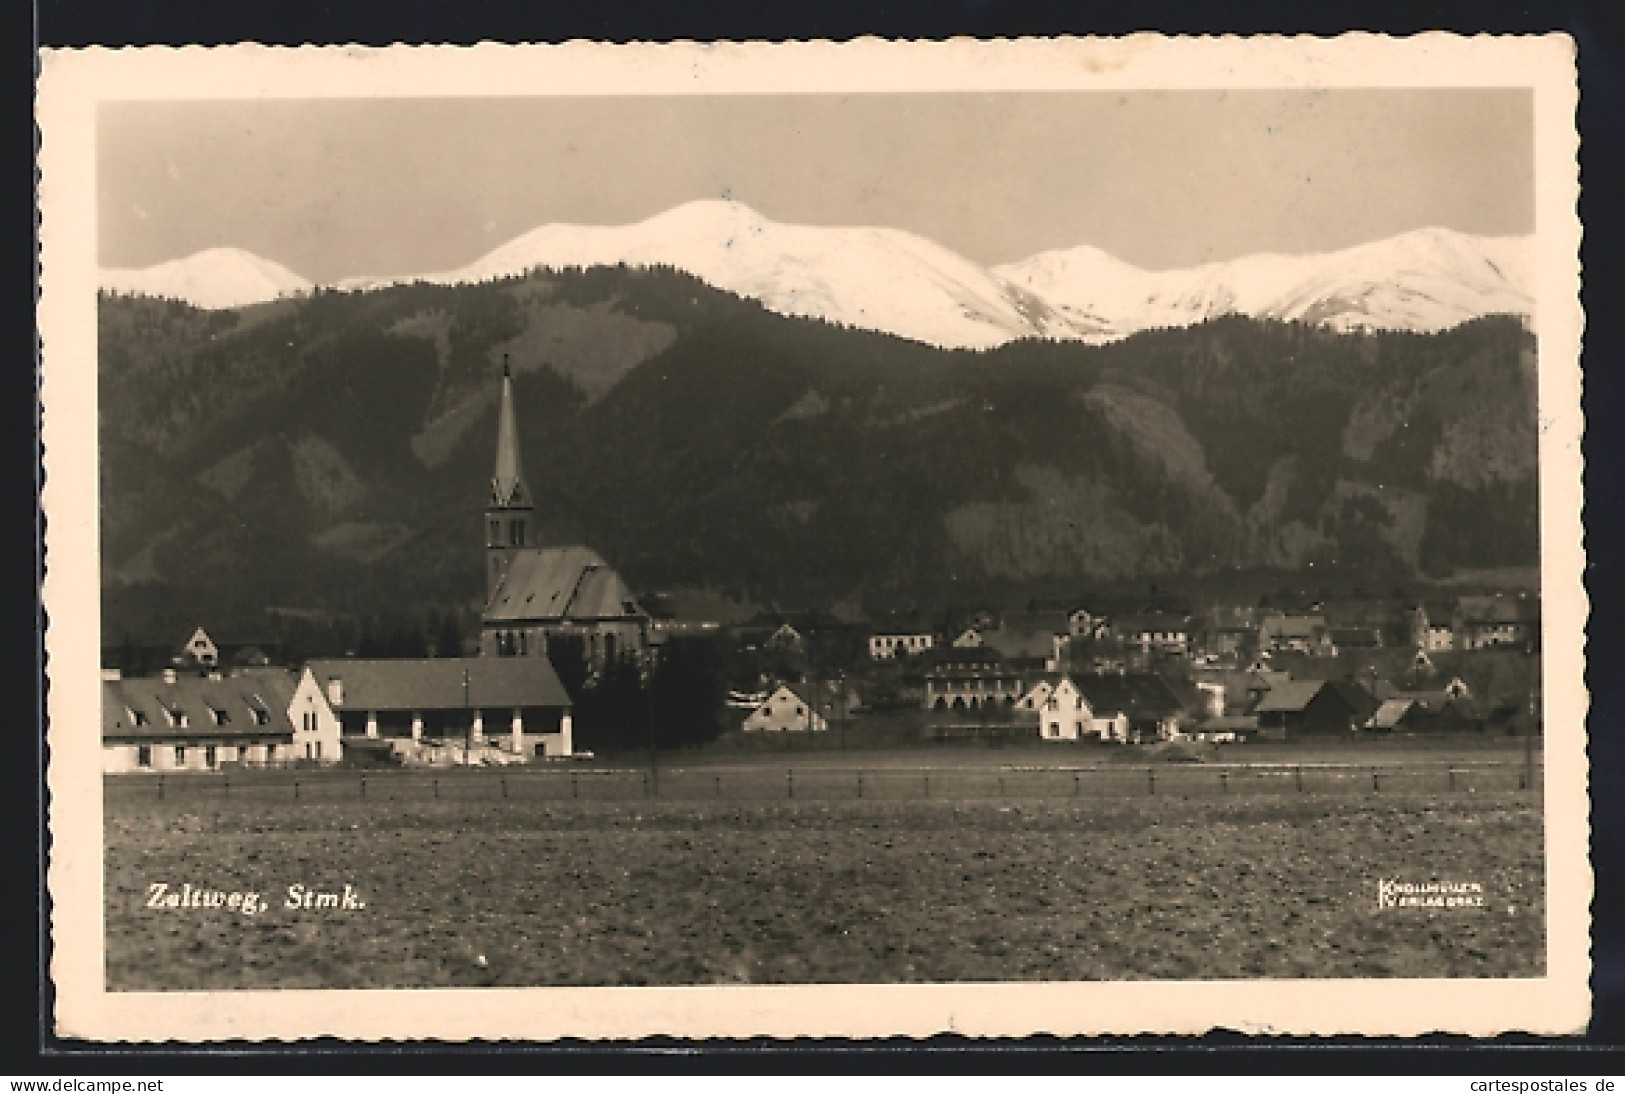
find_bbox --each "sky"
[98,90,1534,282]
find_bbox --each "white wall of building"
[743,685,827,732]
[290,668,345,763]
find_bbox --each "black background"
[22,0,1625,1073]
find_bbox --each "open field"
[106,767,1544,990]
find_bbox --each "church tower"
[486,356,534,600]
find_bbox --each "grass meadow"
[104,755,1545,990]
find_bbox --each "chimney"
[326,677,344,706]
[161,667,177,684]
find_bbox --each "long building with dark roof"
[101,666,332,772]
[300,656,574,758]
[479,360,649,670]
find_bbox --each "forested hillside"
[98,266,1539,650]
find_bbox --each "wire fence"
[106,758,1541,806]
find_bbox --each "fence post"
[1073,771,1080,797]
[1220,770,1229,794]
[924,774,931,799]
[1448,768,1456,792]
[857,771,864,799]
[1295,766,1303,793]
[571,771,579,799]
[1147,769,1155,796]
[787,769,794,799]
[158,774,164,802]
[643,772,649,798]
[294,779,300,800]
[360,774,366,799]
[433,778,439,800]
[1372,769,1381,793]
[714,774,721,798]
[501,776,508,800]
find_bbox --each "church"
[479,360,650,670]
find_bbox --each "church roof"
[491,363,529,508]
[485,546,647,624]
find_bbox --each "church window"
[489,519,500,543]
[509,519,525,546]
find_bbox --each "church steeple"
[486,355,534,599]
[492,355,529,508]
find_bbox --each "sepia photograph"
[38,36,1587,1039]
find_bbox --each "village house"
[1068,608,1109,639]
[1110,612,1192,656]
[101,666,326,772]
[1029,677,1106,741]
[302,656,574,760]
[975,609,1071,673]
[1366,698,1427,732]
[1016,673,1188,743]
[742,684,827,732]
[1454,594,1538,651]
[1410,602,1459,652]
[178,626,220,669]
[1257,613,1336,657]
[1253,678,1377,738]
[1189,714,1259,743]
[1320,597,1409,646]
[922,647,1027,710]
[1365,695,1476,733]
[480,360,650,670]
[868,631,935,660]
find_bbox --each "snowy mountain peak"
[994,227,1532,342]
[100,211,1533,349]
[388,198,1047,349]
[101,248,312,311]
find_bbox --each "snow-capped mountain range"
[100,200,1533,349]
[101,247,313,312]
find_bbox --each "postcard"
[39,34,1588,1040]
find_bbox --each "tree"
[433,612,464,658]
[547,635,591,702]
[650,636,729,749]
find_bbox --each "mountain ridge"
[101,202,1533,349]
[97,266,1539,649]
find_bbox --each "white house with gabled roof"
[742,684,827,733]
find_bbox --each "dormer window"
[209,706,230,726]
[128,707,149,727]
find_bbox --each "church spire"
[486,354,535,601]
[492,354,528,507]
